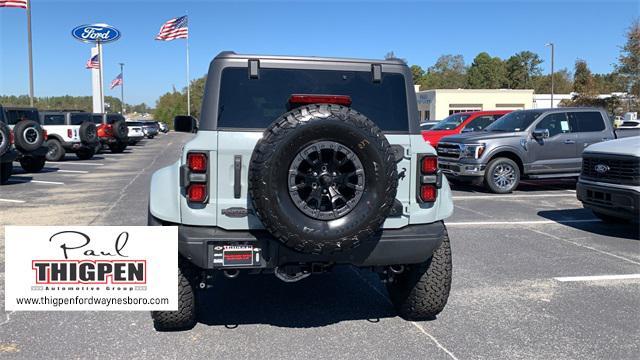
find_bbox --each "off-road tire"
[249,104,398,254]
[13,120,45,152]
[19,156,46,173]
[151,260,197,331]
[79,122,98,144]
[45,139,65,161]
[592,211,623,223]
[387,225,452,320]
[76,148,95,160]
[109,141,127,153]
[0,121,10,156]
[112,120,128,142]
[484,157,520,194]
[0,161,12,184]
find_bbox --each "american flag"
[85,54,99,69]
[155,15,188,41]
[0,0,28,8]
[110,73,123,89]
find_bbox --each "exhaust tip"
[223,269,240,278]
[389,265,405,275]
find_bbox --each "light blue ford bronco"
[148,51,454,330]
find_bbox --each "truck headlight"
[461,144,485,159]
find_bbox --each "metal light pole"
[545,43,555,108]
[119,62,125,114]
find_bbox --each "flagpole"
[26,0,35,106]
[119,62,125,114]
[98,42,105,113]
[186,15,191,116]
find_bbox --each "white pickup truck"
[577,136,640,222]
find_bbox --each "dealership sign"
[4,226,177,311]
[72,23,121,43]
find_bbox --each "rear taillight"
[187,152,207,173]
[421,156,438,174]
[67,129,73,138]
[289,94,352,107]
[420,184,437,202]
[9,129,14,144]
[187,183,207,202]
[417,154,441,203]
[43,129,48,140]
[183,151,208,203]
[105,124,113,135]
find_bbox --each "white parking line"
[0,198,25,203]
[46,162,104,166]
[453,193,575,200]
[56,169,89,174]
[447,219,599,226]
[11,179,65,185]
[554,274,640,282]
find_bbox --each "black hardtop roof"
[213,51,407,66]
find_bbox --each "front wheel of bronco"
[151,261,197,331]
[387,226,452,320]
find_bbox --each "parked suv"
[91,113,129,153]
[1,105,48,174]
[141,121,159,139]
[422,110,510,146]
[40,111,99,161]
[148,51,455,330]
[437,108,640,193]
[125,121,146,145]
[577,136,640,222]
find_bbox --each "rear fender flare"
[149,160,181,223]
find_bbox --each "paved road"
[1,133,638,359]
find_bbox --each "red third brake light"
[187,152,207,173]
[421,156,438,174]
[420,184,437,202]
[289,94,352,107]
[187,184,207,202]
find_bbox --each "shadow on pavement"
[538,209,640,240]
[5,175,34,185]
[197,266,397,328]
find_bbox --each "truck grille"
[436,143,461,160]
[581,154,640,186]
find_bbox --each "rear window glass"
[92,115,103,124]
[41,114,65,125]
[107,114,124,124]
[127,122,143,126]
[568,111,605,132]
[217,67,409,132]
[4,109,39,125]
[70,113,91,125]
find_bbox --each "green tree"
[504,51,543,89]
[422,54,467,89]
[616,19,640,96]
[532,69,573,94]
[410,65,425,86]
[573,59,596,96]
[154,90,187,125]
[466,52,506,88]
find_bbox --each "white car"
[125,121,146,145]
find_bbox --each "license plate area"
[210,244,262,268]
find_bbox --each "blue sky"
[1,0,638,106]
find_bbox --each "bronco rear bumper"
[148,213,446,269]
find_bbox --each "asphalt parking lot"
[1,132,638,359]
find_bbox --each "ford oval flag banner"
[72,23,121,43]
[4,226,177,311]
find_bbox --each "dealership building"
[416,88,534,121]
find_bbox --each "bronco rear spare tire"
[112,120,128,141]
[249,104,398,254]
[13,120,44,152]
[79,121,98,144]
